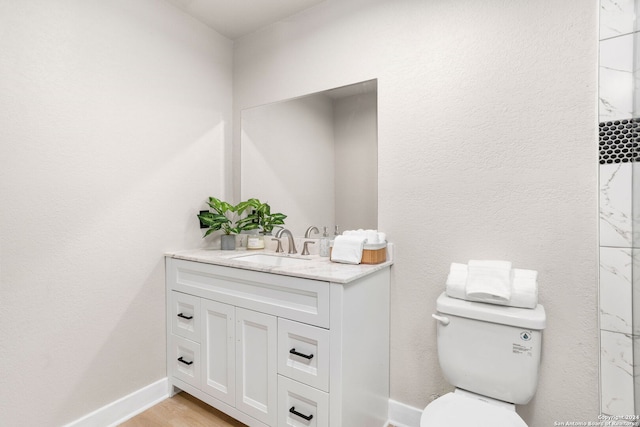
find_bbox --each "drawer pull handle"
[289,348,314,360]
[177,313,193,320]
[177,357,193,366]
[289,406,313,421]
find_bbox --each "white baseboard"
[64,379,422,427]
[387,398,423,427]
[63,378,169,427]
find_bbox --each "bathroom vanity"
[165,248,392,427]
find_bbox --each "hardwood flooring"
[119,392,247,427]
[120,392,398,426]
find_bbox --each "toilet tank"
[434,292,546,405]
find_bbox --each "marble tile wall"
[599,0,639,416]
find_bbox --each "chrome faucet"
[275,228,297,254]
[304,226,319,238]
[271,237,284,253]
[301,240,315,256]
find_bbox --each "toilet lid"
[420,392,527,427]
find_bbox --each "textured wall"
[234,0,599,424]
[0,0,232,425]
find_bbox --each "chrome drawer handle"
[177,313,193,320]
[289,406,313,421]
[177,357,193,366]
[289,348,314,360]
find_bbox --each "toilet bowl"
[420,389,527,427]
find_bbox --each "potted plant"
[245,198,287,235]
[197,197,259,250]
[238,198,287,250]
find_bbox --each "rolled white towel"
[365,229,380,244]
[331,235,367,264]
[342,229,386,245]
[510,269,538,309]
[465,260,512,303]
[446,263,468,300]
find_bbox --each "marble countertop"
[165,245,393,284]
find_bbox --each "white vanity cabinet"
[166,254,390,427]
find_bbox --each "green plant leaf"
[197,212,213,220]
[235,200,252,214]
[222,201,235,212]
[203,228,218,237]
[207,197,223,213]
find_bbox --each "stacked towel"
[445,261,539,309]
[465,260,513,303]
[330,235,368,264]
[343,229,386,244]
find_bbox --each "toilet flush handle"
[432,313,450,325]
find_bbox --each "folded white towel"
[510,269,538,309]
[446,263,469,300]
[343,229,386,245]
[465,260,512,303]
[446,262,538,309]
[331,235,367,264]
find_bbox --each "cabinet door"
[235,307,278,426]
[201,299,236,407]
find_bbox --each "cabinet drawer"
[169,335,201,389]
[278,376,329,427]
[278,318,329,392]
[170,291,201,342]
[167,258,330,328]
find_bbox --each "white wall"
[234,0,599,425]
[0,0,232,425]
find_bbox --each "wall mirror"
[240,79,378,236]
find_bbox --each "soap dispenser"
[319,226,330,257]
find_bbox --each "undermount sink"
[232,253,311,267]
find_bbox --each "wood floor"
[120,392,398,427]
[119,392,248,427]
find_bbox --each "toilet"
[421,292,546,427]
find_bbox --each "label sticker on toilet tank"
[512,343,533,357]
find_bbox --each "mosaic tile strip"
[599,118,639,164]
